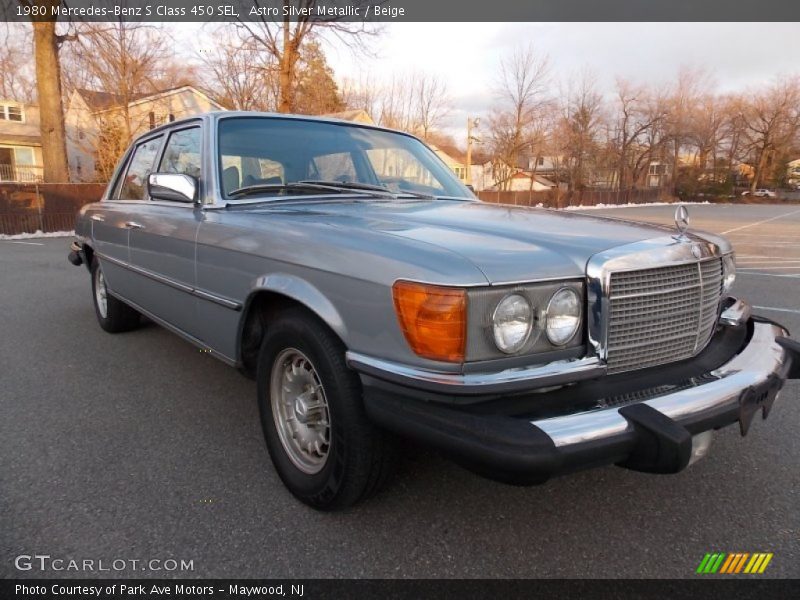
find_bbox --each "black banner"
[2,0,800,22]
[3,579,800,600]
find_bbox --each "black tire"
[257,308,396,510]
[90,258,141,333]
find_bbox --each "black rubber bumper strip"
[616,403,692,474]
[776,337,800,379]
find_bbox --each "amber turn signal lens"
[392,281,466,362]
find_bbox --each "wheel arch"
[237,273,349,376]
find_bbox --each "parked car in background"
[68,112,800,509]
[742,189,777,197]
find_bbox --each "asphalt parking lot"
[1,203,798,579]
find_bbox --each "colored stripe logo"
[696,553,773,574]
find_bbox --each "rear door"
[89,135,164,302]
[126,125,203,336]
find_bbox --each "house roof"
[322,109,374,124]
[75,85,225,113]
[434,144,467,164]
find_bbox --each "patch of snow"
[562,201,711,211]
[0,230,74,240]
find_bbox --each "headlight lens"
[492,294,533,354]
[722,253,736,293]
[546,288,581,345]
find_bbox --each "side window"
[158,127,201,179]
[309,152,357,182]
[117,136,163,200]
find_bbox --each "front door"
[126,126,203,337]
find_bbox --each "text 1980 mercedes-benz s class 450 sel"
[69,112,800,509]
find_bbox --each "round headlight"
[546,288,581,346]
[492,294,533,354]
[722,253,736,293]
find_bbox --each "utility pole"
[466,117,480,187]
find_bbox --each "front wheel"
[257,308,396,510]
[91,258,140,333]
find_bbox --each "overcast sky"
[320,22,800,137]
[187,22,800,140]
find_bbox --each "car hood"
[240,199,679,284]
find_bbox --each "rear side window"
[159,127,201,179]
[116,136,163,200]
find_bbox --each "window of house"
[116,136,163,200]
[159,127,201,179]
[13,147,34,166]
[537,157,545,166]
[0,104,24,122]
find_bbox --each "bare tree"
[200,28,278,111]
[0,24,36,102]
[415,74,451,141]
[558,69,604,190]
[609,79,668,190]
[368,72,451,139]
[236,1,378,113]
[64,22,170,143]
[736,77,800,191]
[487,44,550,189]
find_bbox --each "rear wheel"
[91,258,140,333]
[257,308,396,510]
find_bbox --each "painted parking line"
[738,266,800,270]
[753,306,800,315]
[737,271,800,278]
[720,208,800,234]
[1,240,45,246]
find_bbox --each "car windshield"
[217,116,472,201]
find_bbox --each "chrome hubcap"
[95,268,108,319]
[269,348,331,474]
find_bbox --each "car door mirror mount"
[148,173,198,203]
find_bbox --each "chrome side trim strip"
[534,322,789,447]
[346,352,606,395]
[96,251,242,311]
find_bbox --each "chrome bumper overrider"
[534,321,790,447]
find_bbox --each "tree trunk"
[278,18,300,114]
[33,20,70,182]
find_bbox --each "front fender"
[248,272,348,342]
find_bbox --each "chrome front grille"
[606,258,723,373]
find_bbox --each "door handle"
[90,214,105,222]
[125,221,145,230]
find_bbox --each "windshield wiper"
[228,182,349,198]
[299,180,436,200]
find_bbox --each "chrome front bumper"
[359,318,798,483]
[534,321,791,447]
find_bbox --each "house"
[470,160,557,192]
[0,99,43,182]
[322,109,374,125]
[430,144,468,182]
[65,85,225,182]
[787,159,800,188]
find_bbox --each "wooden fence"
[0,183,106,235]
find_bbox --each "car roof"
[144,110,419,140]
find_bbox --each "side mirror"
[148,173,197,203]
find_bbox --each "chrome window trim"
[586,235,731,362]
